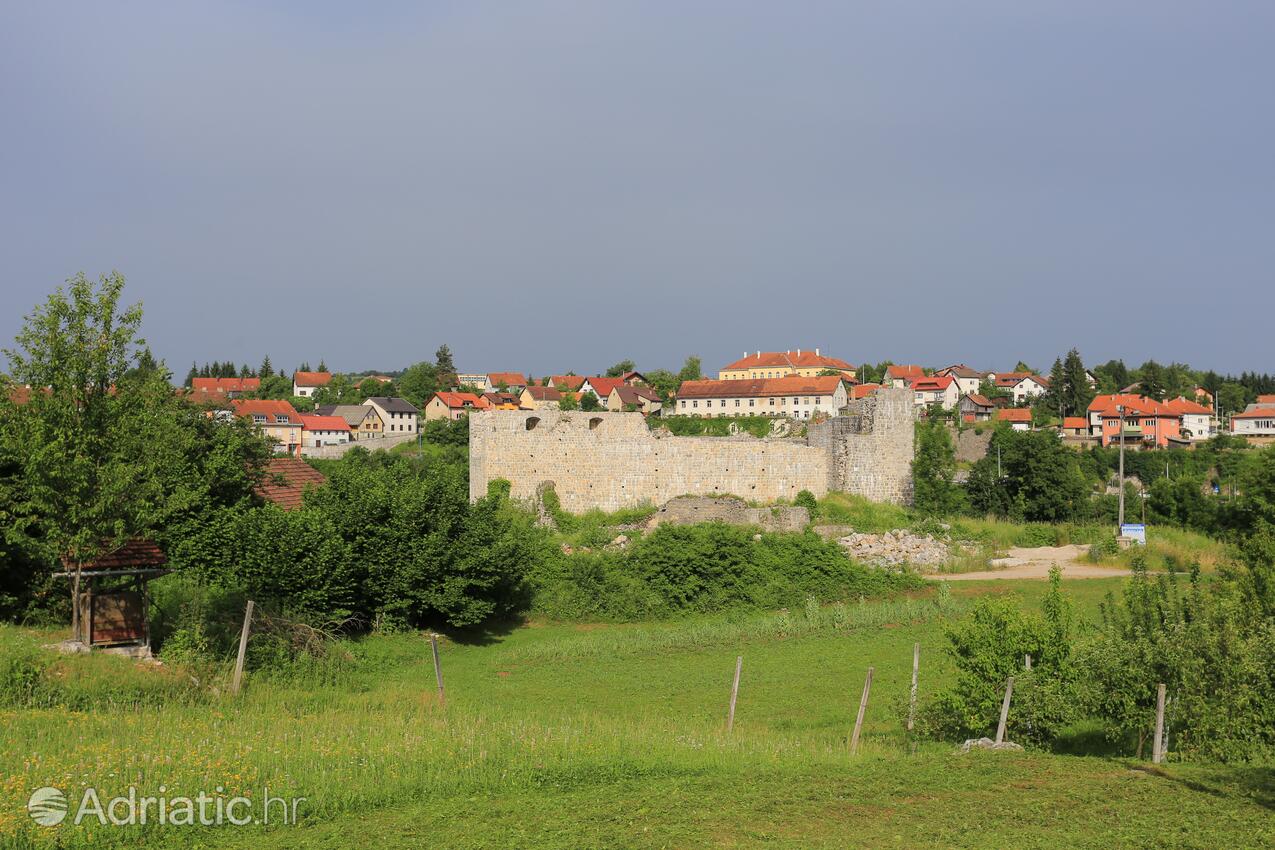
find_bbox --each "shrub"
[794,490,819,518]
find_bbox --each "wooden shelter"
[55,539,169,649]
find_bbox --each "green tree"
[1063,348,1095,416]
[184,362,198,388]
[912,421,965,515]
[1046,357,1067,418]
[580,392,601,411]
[258,354,273,379]
[967,428,1090,522]
[605,359,636,378]
[678,356,703,383]
[1136,360,1168,400]
[434,345,456,389]
[397,362,441,409]
[558,391,579,411]
[1217,382,1248,415]
[316,359,328,373]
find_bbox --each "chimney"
[797,348,801,356]
[815,348,820,356]
[756,351,760,358]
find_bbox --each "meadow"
[3,577,1272,849]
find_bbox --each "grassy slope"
[4,579,1272,849]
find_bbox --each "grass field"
[3,577,1272,849]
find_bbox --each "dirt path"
[928,544,1133,581]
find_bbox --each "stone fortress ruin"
[469,388,915,512]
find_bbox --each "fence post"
[1024,654,1032,670]
[907,643,919,733]
[231,600,254,696]
[850,666,874,754]
[1152,683,1166,764]
[994,677,1014,744]
[430,633,446,707]
[727,656,743,731]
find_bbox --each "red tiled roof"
[994,372,1047,388]
[522,386,563,401]
[62,539,167,572]
[997,408,1033,423]
[433,392,492,410]
[611,385,661,404]
[192,377,261,393]
[886,365,925,380]
[548,375,585,390]
[232,399,302,422]
[1233,407,1275,420]
[487,372,528,387]
[1062,416,1089,429]
[1162,397,1212,415]
[1088,394,1176,418]
[583,377,625,397]
[851,383,883,399]
[293,371,332,387]
[721,350,854,372]
[912,376,954,392]
[255,458,326,510]
[963,393,994,408]
[1258,394,1275,405]
[299,414,350,432]
[678,375,844,399]
[936,364,984,379]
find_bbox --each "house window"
[749,399,755,407]
[769,398,775,406]
[734,399,740,407]
[692,400,698,408]
[252,414,266,423]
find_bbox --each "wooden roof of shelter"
[255,457,327,510]
[56,539,168,577]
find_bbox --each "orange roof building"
[719,349,856,381]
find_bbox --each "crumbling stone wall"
[469,388,914,512]
[643,495,810,533]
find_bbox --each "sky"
[2,1,1273,379]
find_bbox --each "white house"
[293,370,333,398]
[994,373,1049,405]
[363,397,419,435]
[933,365,984,397]
[675,376,847,419]
[1164,397,1214,441]
[456,373,491,391]
[911,376,961,410]
[1231,407,1275,437]
[299,414,351,448]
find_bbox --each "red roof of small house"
[886,364,925,380]
[1258,394,1275,405]
[299,414,350,432]
[1062,416,1089,430]
[583,377,625,397]
[611,385,661,405]
[1162,397,1212,416]
[482,392,521,406]
[1232,407,1275,420]
[433,391,492,410]
[994,372,1048,388]
[255,458,326,510]
[997,408,1033,423]
[912,376,954,392]
[61,539,167,572]
[677,376,844,399]
[232,399,302,422]
[487,372,528,387]
[851,383,882,399]
[963,393,994,408]
[936,364,984,379]
[293,371,332,388]
[192,377,261,394]
[522,386,563,401]
[1088,394,1176,418]
[548,375,585,390]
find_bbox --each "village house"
[425,392,491,421]
[886,364,925,388]
[455,373,491,391]
[1087,395,1181,447]
[292,371,332,398]
[363,397,419,435]
[255,457,326,510]
[1231,406,1275,438]
[315,404,383,440]
[232,398,303,456]
[933,365,984,396]
[1059,416,1090,437]
[850,383,883,400]
[486,372,529,393]
[519,385,563,410]
[959,393,995,422]
[190,376,260,398]
[1163,396,1214,441]
[991,373,1049,404]
[996,407,1033,432]
[675,375,848,419]
[911,375,960,410]
[547,375,585,392]
[607,384,662,415]
[619,370,648,386]
[482,391,522,409]
[299,414,351,448]
[579,377,625,403]
[717,349,856,381]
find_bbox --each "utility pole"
[1117,404,1126,530]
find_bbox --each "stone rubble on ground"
[960,737,1024,752]
[835,527,976,571]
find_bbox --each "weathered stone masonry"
[469,388,915,512]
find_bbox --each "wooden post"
[430,633,446,707]
[1152,683,1166,764]
[1024,654,1032,670]
[231,600,254,696]
[850,666,874,754]
[994,676,1014,744]
[727,656,743,731]
[907,643,919,733]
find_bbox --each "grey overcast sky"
[2,1,1272,378]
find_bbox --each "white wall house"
[911,376,960,410]
[1232,409,1275,436]
[293,371,333,398]
[675,376,848,419]
[363,397,419,435]
[300,415,351,447]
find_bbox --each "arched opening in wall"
[588,417,603,430]
[525,417,540,431]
